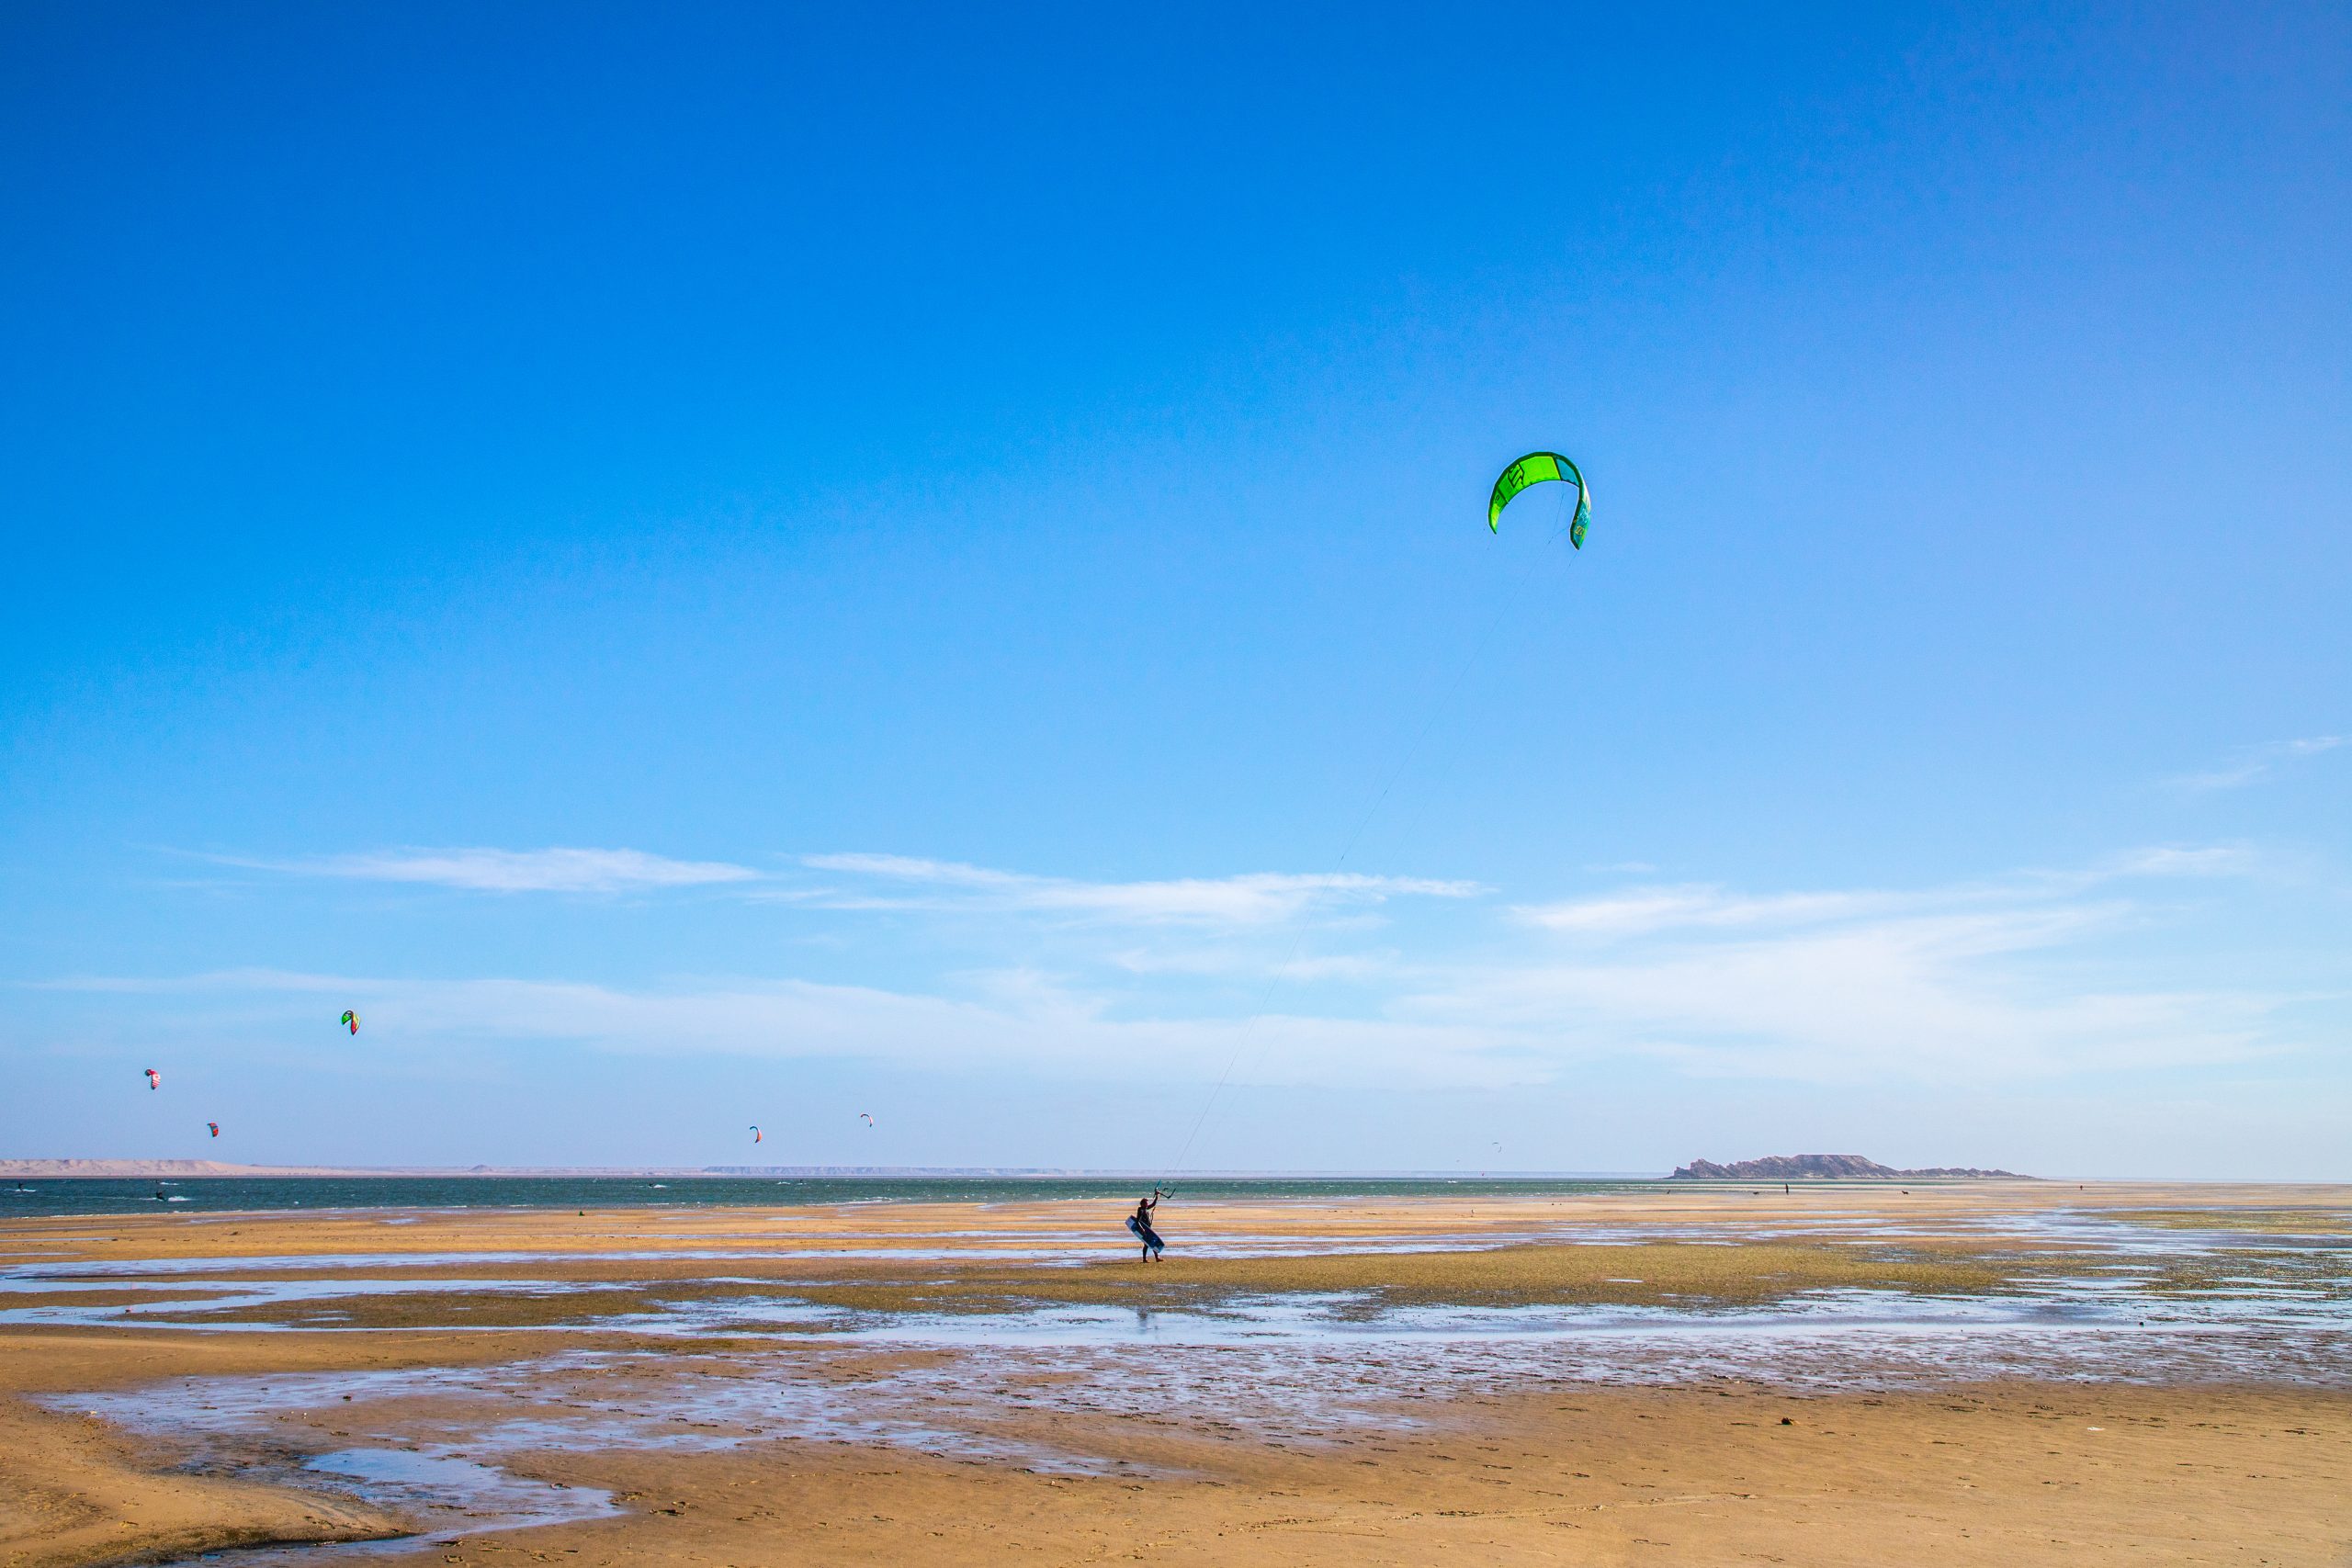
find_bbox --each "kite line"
[1161,460,1590,1184]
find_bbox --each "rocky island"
[1669,1153,2024,1180]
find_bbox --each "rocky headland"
[1669,1153,2024,1180]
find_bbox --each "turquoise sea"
[0,1174,1668,1216]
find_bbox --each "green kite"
[1487,451,1589,548]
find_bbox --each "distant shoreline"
[0,1158,1670,1180]
[3,1160,2287,1185]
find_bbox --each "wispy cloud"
[206,844,1481,917]
[220,847,761,894]
[1514,886,1907,936]
[54,846,2316,1092]
[1442,845,2296,1079]
[1431,901,2277,1081]
[1517,845,2255,939]
[799,852,1483,925]
[41,966,1532,1089]
[2096,844,2256,879]
[2167,736,2344,794]
[1102,944,1401,982]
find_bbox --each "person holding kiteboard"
[1125,1189,1167,1260]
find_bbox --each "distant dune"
[1669,1154,2026,1180]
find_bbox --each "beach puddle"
[301,1446,616,1533]
[65,1421,617,1568]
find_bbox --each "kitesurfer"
[1125,1190,1167,1261]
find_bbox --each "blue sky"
[3,3,2346,1177]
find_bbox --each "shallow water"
[63,1288,2352,1558]
[0,1174,1663,1216]
[24,1197,2352,1562]
[119,1442,617,1568]
[8,1201,2346,1335]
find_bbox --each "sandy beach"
[3,1181,2348,1566]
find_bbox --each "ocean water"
[0,1174,1668,1216]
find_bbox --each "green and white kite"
[1487,451,1589,548]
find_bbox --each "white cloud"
[1428,902,2276,1081]
[1455,845,2300,1079]
[1519,846,2257,938]
[220,847,760,894]
[2167,736,2344,793]
[1514,885,1906,936]
[2098,844,2256,879]
[57,966,1533,1089]
[1102,945,1403,983]
[800,852,1483,925]
[210,843,1482,916]
[56,849,2315,1092]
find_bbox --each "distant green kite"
[1487,451,1589,548]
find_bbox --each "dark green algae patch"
[786,1240,2044,1315]
[146,1240,2072,1328]
[83,1236,2350,1331]
[2108,1208,2352,1237]
[174,1284,668,1330]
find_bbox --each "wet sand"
[3,1182,2348,1566]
